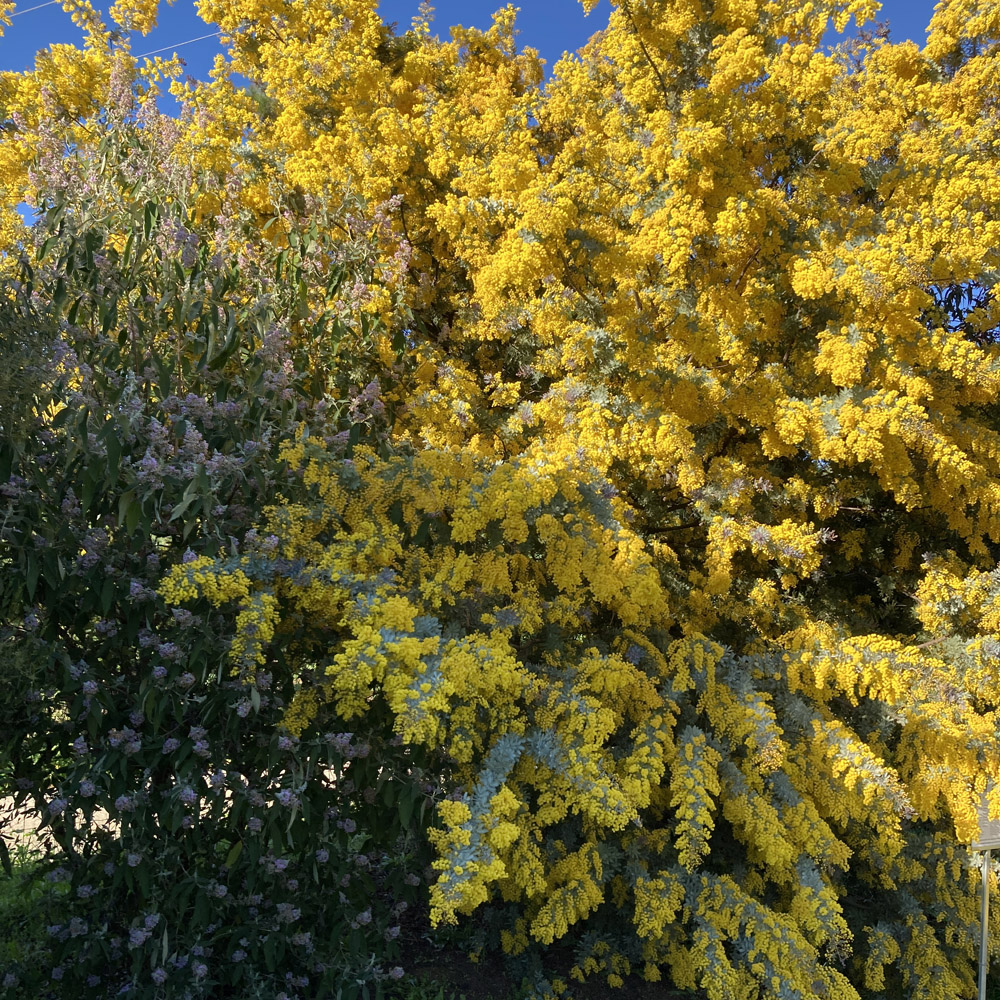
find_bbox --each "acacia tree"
[3,1,1000,999]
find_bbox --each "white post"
[980,848,990,1000]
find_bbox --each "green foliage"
[0,124,430,998]
[388,978,469,1000]
[0,841,49,985]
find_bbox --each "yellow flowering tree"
[5,0,1000,997]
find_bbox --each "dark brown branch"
[619,0,672,108]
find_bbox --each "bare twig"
[619,0,672,107]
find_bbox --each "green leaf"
[144,201,158,240]
[379,779,396,807]
[53,277,68,314]
[36,235,58,261]
[106,429,122,475]
[0,834,11,877]
[85,227,101,261]
[43,201,65,230]
[397,787,414,829]
[118,490,134,526]
[225,840,243,868]
[101,299,119,337]
[101,577,115,614]
[194,892,209,927]
[26,555,39,601]
[126,499,141,537]
[168,493,197,523]
[166,807,182,835]
[208,329,240,370]
[81,475,96,513]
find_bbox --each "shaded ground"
[407,947,698,1000]
[0,794,55,860]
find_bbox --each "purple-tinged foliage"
[0,120,431,999]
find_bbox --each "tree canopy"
[2,1,1000,998]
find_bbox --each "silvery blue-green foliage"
[0,125,432,999]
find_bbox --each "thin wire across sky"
[1,1,939,84]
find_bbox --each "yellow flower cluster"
[527,843,605,946]
[160,558,251,607]
[18,0,1000,993]
[669,728,721,872]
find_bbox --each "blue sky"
[1,1,941,85]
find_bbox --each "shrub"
[0,122,430,999]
